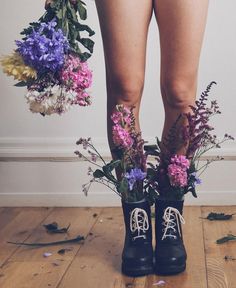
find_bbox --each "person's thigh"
[95,0,153,95]
[154,0,209,99]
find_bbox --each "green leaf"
[216,234,236,244]
[102,166,117,183]
[79,52,92,62]
[14,81,27,87]
[203,212,236,221]
[77,0,87,20]
[144,144,158,151]
[188,186,197,198]
[74,23,95,36]
[105,160,121,172]
[43,222,70,234]
[66,2,78,21]
[56,9,63,20]
[79,38,95,53]
[118,178,129,194]
[93,169,105,178]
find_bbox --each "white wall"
[0,0,236,206]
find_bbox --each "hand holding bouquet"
[1,0,94,116]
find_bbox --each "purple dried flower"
[182,82,219,157]
[191,172,202,185]
[16,19,69,74]
[125,168,146,191]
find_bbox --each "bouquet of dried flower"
[1,0,94,116]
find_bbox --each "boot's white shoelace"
[161,207,185,240]
[130,208,149,240]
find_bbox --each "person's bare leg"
[95,0,153,151]
[154,0,209,154]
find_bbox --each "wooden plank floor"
[0,206,235,288]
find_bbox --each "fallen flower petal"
[153,280,166,286]
[43,252,52,257]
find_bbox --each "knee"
[108,73,144,107]
[161,78,197,111]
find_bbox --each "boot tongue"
[161,207,185,241]
[130,208,149,242]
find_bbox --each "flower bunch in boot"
[75,104,155,276]
[144,82,234,275]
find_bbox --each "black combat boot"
[155,199,187,275]
[121,198,153,277]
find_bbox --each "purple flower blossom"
[16,19,69,74]
[125,168,146,191]
[191,172,202,185]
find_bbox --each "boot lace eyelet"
[130,208,149,241]
[161,207,185,241]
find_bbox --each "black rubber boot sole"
[122,263,153,277]
[155,262,186,276]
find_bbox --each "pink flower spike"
[168,163,188,187]
[112,125,133,149]
[170,154,190,169]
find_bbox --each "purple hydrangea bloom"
[125,168,146,191]
[16,19,69,74]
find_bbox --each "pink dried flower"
[60,54,92,106]
[112,124,133,148]
[170,155,190,169]
[167,154,190,187]
[111,106,132,126]
[168,164,188,187]
[61,54,92,90]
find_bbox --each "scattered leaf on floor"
[43,222,71,233]
[52,262,60,266]
[58,247,73,255]
[7,235,84,247]
[202,212,236,221]
[216,234,236,244]
[224,255,236,261]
